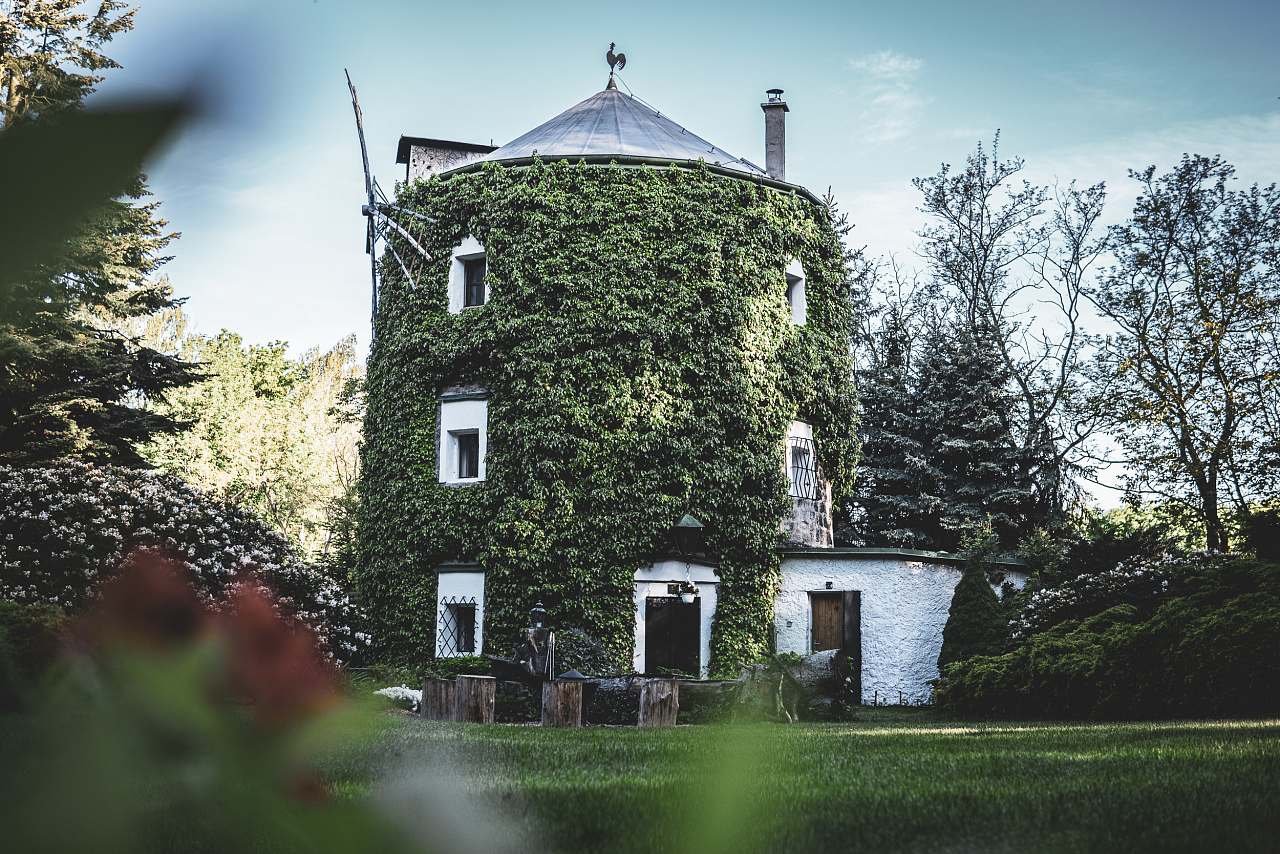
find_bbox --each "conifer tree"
[916,321,1033,549]
[0,1,197,465]
[847,302,939,546]
[937,567,1006,668]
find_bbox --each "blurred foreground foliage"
[0,555,407,854]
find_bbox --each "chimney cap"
[766,88,786,101]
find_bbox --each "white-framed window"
[436,565,484,657]
[448,236,488,313]
[439,392,488,484]
[785,258,807,325]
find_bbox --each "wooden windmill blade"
[345,69,380,330]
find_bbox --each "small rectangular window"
[463,257,486,307]
[456,431,479,479]
[441,600,476,655]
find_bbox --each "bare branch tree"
[1087,155,1280,552]
[913,137,1107,524]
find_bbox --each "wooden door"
[811,592,843,652]
[645,596,700,676]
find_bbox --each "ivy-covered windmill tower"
[355,49,858,676]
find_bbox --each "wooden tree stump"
[454,675,496,724]
[541,680,583,727]
[421,677,457,721]
[638,678,680,727]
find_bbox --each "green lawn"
[321,709,1280,853]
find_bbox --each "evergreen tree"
[0,1,197,465]
[937,567,1006,668]
[916,321,1033,550]
[847,302,939,546]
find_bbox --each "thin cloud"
[849,50,923,80]
[847,50,927,144]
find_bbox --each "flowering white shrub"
[0,461,368,659]
[1011,554,1184,639]
[374,685,421,712]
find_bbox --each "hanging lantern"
[530,600,547,629]
[672,512,705,558]
[671,512,705,603]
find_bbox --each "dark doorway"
[644,596,700,676]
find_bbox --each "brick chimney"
[761,88,789,181]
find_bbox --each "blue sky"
[104,0,1280,356]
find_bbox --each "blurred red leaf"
[220,584,339,729]
[85,549,208,649]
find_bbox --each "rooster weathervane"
[606,42,626,87]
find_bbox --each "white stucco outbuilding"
[776,548,1028,704]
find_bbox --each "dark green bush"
[1243,506,1280,562]
[936,556,1280,718]
[0,601,66,711]
[1053,515,1173,586]
[495,681,539,722]
[937,567,1007,669]
[0,462,366,660]
[554,627,615,677]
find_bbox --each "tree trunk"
[541,680,583,727]
[421,677,457,721]
[454,675,496,724]
[638,678,679,727]
[1201,485,1229,553]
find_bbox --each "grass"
[319,708,1280,853]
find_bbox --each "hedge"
[935,555,1280,718]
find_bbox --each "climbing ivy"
[356,159,857,675]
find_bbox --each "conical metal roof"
[468,87,765,176]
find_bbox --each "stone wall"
[774,551,1027,704]
[780,484,833,547]
[407,143,492,181]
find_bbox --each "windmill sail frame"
[345,70,438,339]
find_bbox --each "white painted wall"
[785,258,807,325]
[435,569,485,657]
[632,560,719,677]
[447,236,487,314]
[438,397,488,483]
[775,553,1027,704]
